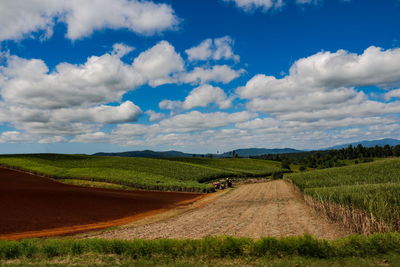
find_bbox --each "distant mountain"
[94,147,303,158]
[94,150,197,158]
[220,148,303,157]
[326,138,400,150]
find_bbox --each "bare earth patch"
[91,180,349,240]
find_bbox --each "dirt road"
[92,180,348,240]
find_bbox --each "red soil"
[0,168,204,240]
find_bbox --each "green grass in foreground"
[0,154,283,192]
[2,253,400,266]
[1,234,400,261]
[288,158,400,230]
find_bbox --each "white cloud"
[51,101,142,124]
[38,136,67,144]
[111,43,135,58]
[159,100,183,110]
[71,132,110,143]
[185,36,239,62]
[0,131,37,143]
[13,121,99,136]
[159,84,233,110]
[0,41,187,111]
[0,0,179,41]
[182,84,232,109]
[112,124,159,137]
[1,53,142,109]
[223,0,324,12]
[237,46,400,122]
[180,65,244,84]
[238,47,400,100]
[159,111,257,132]
[223,0,283,12]
[145,110,165,122]
[132,41,184,87]
[384,89,400,100]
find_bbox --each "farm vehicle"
[212,178,233,190]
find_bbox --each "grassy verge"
[58,179,138,191]
[1,234,400,261]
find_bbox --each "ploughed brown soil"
[91,180,349,240]
[0,168,204,240]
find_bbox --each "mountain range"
[94,148,303,158]
[325,138,400,150]
[94,138,400,158]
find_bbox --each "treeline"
[252,144,400,170]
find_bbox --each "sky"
[0,0,400,154]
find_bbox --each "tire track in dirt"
[91,180,349,240]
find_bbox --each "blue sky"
[0,0,400,154]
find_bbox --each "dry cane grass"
[303,195,394,235]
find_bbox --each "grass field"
[0,154,283,192]
[1,234,400,266]
[288,158,400,232]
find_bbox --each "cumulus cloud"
[51,101,142,124]
[0,41,186,111]
[384,89,400,100]
[0,38,249,143]
[0,131,37,143]
[237,46,400,121]
[159,84,233,110]
[180,65,244,85]
[38,136,67,144]
[0,0,179,41]
[1,53,142,109]
[13,121,99,136]
[159,111,256,132]
[132,41,184,87]
[145,110,165,122]
[182,85,232,109]
[71,132,111,143]
[159,100,183,110]
[185,36,239,62]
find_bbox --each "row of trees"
[253,144,400,170]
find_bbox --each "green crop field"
[163,157,283,182]
[288,158,400,232]
[0,154,283,193]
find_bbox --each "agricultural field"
[0,154,284,192]
[288,158,400,233]
[0,168,204,238]
[163,157,284,181]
